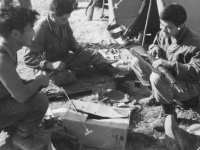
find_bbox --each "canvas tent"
[108,0,200,43]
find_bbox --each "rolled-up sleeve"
[149,33,161,50]
[24,23,49,70]
[148,32,166,58]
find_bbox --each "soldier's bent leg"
[7,93,49,149]
[130,56,152,86]
[149,73,177,132]
[150,72,200,132]
[0,92,49,132]
[150,72,200,105]
[63,48,120,76]
[64,48,112,70]
[150,72,174,104]
[131,57,156,106]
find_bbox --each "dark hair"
[49,0,73,17]
[160,3,187,26]
[0,6,39,38]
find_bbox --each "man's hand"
[45,61,65,71]
[152,59,175,70]
[74,44,82,53]
[35,74,49,88]
[148,46,162,58]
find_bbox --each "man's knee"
[150,72,161,85]
[130,57,140,69]
[31,93,49,113]
[131,57,140,65]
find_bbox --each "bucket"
[48,128,82,150]
[107,24,126,39]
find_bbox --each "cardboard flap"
[65,109,88,122]
[70,100,129,118]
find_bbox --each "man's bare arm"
[0,54,49,103]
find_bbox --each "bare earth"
[1,0,196,150]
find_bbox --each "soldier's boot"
[165,115,200,150]
[150,103,176,132]
[12,128,47,150]
[103,64,137,80]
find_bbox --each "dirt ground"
[0,0,198,150]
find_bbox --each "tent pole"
[142,0,153,47]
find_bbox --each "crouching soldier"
[0,6,49,149]
[130,3,200,132]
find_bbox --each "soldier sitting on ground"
[0,6,49,150]
[23,0,134,86]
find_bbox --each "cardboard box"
[63,101,130,150]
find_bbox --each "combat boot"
[98,64,119,76]
[165,115,200,150]
[150,103,176,132]
[102,64,136,80]
[12,129,47,150]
